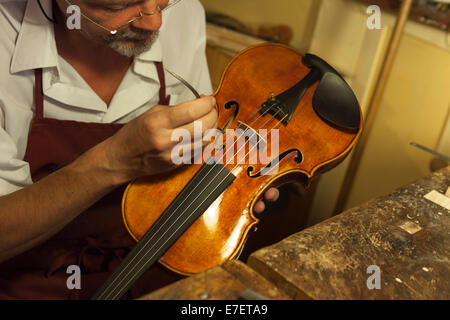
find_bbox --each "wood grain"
[122,44,362,276]
[248,166,450,299]
[138,260,290,300]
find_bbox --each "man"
[0,0,278,299]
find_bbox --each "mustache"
[104,29,158,42]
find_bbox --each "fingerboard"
[92,159,235,300]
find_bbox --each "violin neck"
[92,159,236,300]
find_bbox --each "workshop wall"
[198,0,450,227]
[307,0,450,224]
[199,0,321,51]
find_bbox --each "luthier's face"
[56,0,169,56]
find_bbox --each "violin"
[92,43,363,299]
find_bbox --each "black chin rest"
[313,72,361,130]
[303,54,361,131]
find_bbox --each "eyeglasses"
[61,0,200,99]
[63,0,183,35]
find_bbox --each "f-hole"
[214,100,240,150]
[247,149,303,178]
[220,100,239,133]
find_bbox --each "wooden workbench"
[248,166,450,299]
[139,260,290,300]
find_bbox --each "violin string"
[101,113,281,299]
[114,125,286,301]
[218,104,271,163]
[103,108,284,299]
[101,106,283,299]
[107,114,287,299]
[103,106,285,299]
[105,131,260,299]
[220,107,282,164]
[101,128,260,299]
[246,104,266,122]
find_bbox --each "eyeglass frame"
[63,0,182,35]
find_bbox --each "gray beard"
[106,30,160,57]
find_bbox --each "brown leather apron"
[0,62,182,300]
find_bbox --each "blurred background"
[198,0,450,256]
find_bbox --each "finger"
[264,188,279,202]
[253,200,265,214]
[173,135,218,164]
[175,108,218,137]
[168,96,216,128]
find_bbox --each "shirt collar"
[10,0,58,74]
[132,36,163,80]
[135,36,163,63]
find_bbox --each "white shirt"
[0,0,212,196]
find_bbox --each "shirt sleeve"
[0,96,33,196]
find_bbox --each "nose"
[132,1,164,31]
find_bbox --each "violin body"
[121,43,362,276]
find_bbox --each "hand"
[253,188,280,214]
[101,96,218,184]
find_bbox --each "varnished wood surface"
[122,43,362,276]
[248,166,450,299]
[138,260,290,300]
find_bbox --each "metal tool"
[410,142,450,162]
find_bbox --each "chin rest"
[302,53,361,131]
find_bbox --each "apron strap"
[155,61,171,106]
[34,68,44,120]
